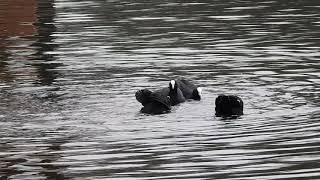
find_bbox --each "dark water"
[0,0,319,179]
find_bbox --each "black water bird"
[175,78,202,100]
[149,80,186,106]
[135,89,171,114]
[215,95,243,117]
[135,80,186,114]
[168,80,186,105]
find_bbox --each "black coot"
[135,89,153,106]
[175,78,202,100]
[135,80,186,114]
[215,95,243,117]
[152,80,185,106]
[135,89,171,114]
[168,80,185,105]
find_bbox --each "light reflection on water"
[0,0,319,179]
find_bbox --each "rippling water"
[0,0,319,179]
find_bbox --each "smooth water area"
[0,0,319,179]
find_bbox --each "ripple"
[130,16,177,21]
[55,0,99,8]
[208,15,252,20]
[1,0,320,179]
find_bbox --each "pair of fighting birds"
[135,78,243,118]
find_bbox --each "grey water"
[0,0,319,179]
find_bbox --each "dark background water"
[0,0,319,179]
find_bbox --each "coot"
[168,80,185,105]
[135,89,171,114]
[215,95,243,117]
[175,78,202,100]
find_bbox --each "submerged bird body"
[215,95,243,117]
[135,88,171,114]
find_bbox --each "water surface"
[0,0,319,179]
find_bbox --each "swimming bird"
[150,80,185,106]
[215,95,243,117]
[135,80,186,114]
[168,80,186,105]
[135,89,171,114]
[175,78,202,100]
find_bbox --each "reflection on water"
[0,0,320,179]
[0,0,38,37]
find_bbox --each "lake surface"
[0,0,319,179]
